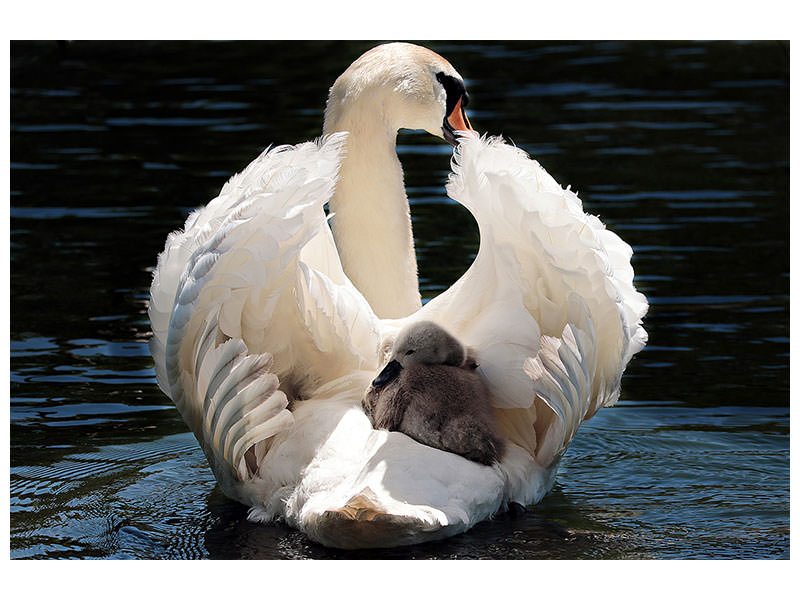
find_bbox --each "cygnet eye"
[405,349,415,356]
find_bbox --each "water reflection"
[10,40,788,559]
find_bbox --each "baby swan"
[363,321,504,465]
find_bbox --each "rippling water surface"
[10,41,789,559]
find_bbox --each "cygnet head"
[392,320,466,367]
[323,42,473,145]
[372,321,466,388]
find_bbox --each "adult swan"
[148,43,648,549]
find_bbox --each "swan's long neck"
[324,111,422,319]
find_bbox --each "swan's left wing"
[148,133,381,483]
[418,134,648,474]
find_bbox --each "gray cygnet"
[363,320,504,465]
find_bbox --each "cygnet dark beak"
[372,360,403,388]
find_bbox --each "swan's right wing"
[148,133,381,483]
[419,134,647,473]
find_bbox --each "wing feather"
[419,134,647,469]
[148,132,381,484]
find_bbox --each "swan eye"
[435,72,468,117]
[405,350,415,356]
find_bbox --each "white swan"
[148,42,648,549]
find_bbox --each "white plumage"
[148,43,647,548]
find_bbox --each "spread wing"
[148,133,381,483]
[418,134,648,468]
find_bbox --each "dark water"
[10,41,789,559]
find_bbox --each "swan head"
[323,42,473,145]
[372,321,467,387]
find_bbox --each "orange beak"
[442,95,474,146]
[447,96,472,132]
